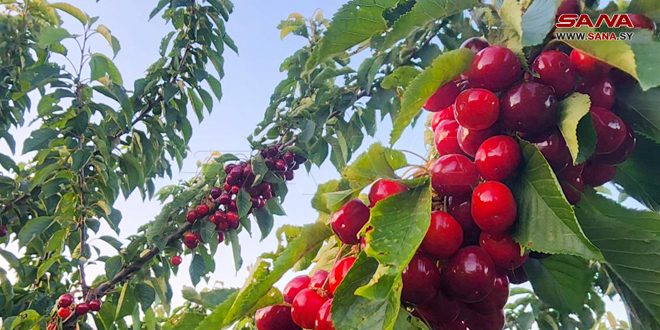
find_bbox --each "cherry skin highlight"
[368,179,408,206]
[592,124,636,165]
[532,50,576,97]
[475,135,521,181]
[500,82,558,135]
[315,298,335,330]
[453,88,500,130]
[328,256,356,294]
[579,77,615,110]
[569,49,610,81]
[467,46,523,92]
[471,181,517,234]
[171,255,182,266]
[58,307,72,319]
[430,154,479,198]
[421,211,463,260]
[440,246,496,303]
[591,106,628,155]
[58,293,74,308]
[457,125,498,158]
[401,254,441,305]
[283,275,311,304]
[309,270,330,291]
[330,199,370,245]
[434,120,463,156]
[431,107,455,132]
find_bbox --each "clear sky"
[1,0,627,325]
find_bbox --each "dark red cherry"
[430,154,479,198]
[505,266,528,284]
[75,302,90,315]
[88,299,102,312]
[556,0,580,16]
[368,179,408,206]
[578,77,615,110]
[457,125,498,158]
[561,180,583,205]
[434,120,463,156]
[629,13,656,31]
[475,135,521,181]
[424,81,460,112]
[467,46,523,92]
[58,293,74,308]
[527,127,572,172]
[291,289,328,329]
[402,254,441,305]
[467,271,509,314]
[460,37,490,54]
[171,255,182,266]
[422,211,463,260]
[462,307,506,330]
[416,290,460,326]
[582,162,616,186]
[479,232,528,270]
[501,82,558,135]
[186,210,198,223]
[0,225,6,237]
[471,181,517,234]
[569,49,610,81]
[283,275,311,303]
[431,107,455,132]
[182,231,200,249]
[532,50,576,97]
[328,256,356,294]
[454,88,500,130]
[448,197,481,246]
[441,246,496,303]
[592,125,636,165]
[559,164,585,204]
[315,298,335,330]
[330,199,370,245]
[255,305,301,330]
[195,204,210,217]
[591,107,627,154]
[309,270,330,291]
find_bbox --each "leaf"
[37,256,60,279]
[17,217,54,247]
[394,309,430,330]
[99,235,123,251]
[23,128,58,153]
[342,143,407,190]
[96,24,121,57]
[105,255,122,279]
[71,149,92,172]
[236,189,252,218]
[614,135,660,212]
[306,0,398,70]
[380,66,420,90]
[524,255,593,312]
[189,254,205,286]
[50,2,88,24]
[497,0,524,52]
[228,230,242,271]
[557,93,596,164]
[383,0,480,48]
[0,154,18,172]
[512,140,603,261]
[37,26,71,48]
[253,207,274,240]
[135,283,156,312]
[628,0,660,21]
[392,48,473,144]
[575,190,660,327]
[618,86,660,144]
[90,53,123,85]
[521,0,557,47]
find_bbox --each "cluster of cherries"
[55,293,101,319]
[171,145,304,265]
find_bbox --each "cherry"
[462,307,506,330]
[88,299,102,312]
[401,254,441,305]
[467,46,523,92]
[284,151,295,165]
[424,81,460,112]
[592,125,636,165]
[527,127,572,172]
[0,225,6,237]
[430,154,479,198]
[309,270,330,291]
[475,135,521,181]
[591,107,628,155]
[275,159,287,171]
[453,88,500,130]
[467,271,509,314]
[532,50,576,97]
[448,197,481,246]
[434,120,463,156]
[479,232,528,270]
[556,0,580,16]
[578,77,615,110]
[182,231,200,249]
[57,307,72,319]
[561,181,583,205]
[230,185,240,194]
[628,13,656,31]
[171,255,182,266]
[471,181,517,234]
[431,107,455,132]
[226,212,240,229]
[330,199,370,245]
[255,305,300,330]
[186,211,198,223]
[328,256,356,294]
[315,298,335,330]
[218,193,231,205]
[210,187,222,199]
[440,246,496,303]
[559,164,585,204]
[217,231,225,243]
[58,293,74,308]
[416,290,460,326]
[457,125,498,158]
[75,302,90,315]
[501,82,558,135]
[569,49,610,81]
[368,179,408,206]
[283,275,311,303]
[505,266,528,284]
[291,288,328,329]
[421,211,463,260]
[460,37,489,54]
[582,162,616,187]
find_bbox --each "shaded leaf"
[614,135,660,211]
[524,255,593,312]
[557,93,595,164]
[50,2,88,24]
[521,0,557,47]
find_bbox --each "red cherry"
[629,13,656,31]
[440,246,496,303]
[431,107,455,132]
[328,256,356,294]
[182,231,200,249]
[58,293,74,308]
[591,107,628,154]
[291,289,328,329]
[592,125,636,165]
[532,50,576,97]
[561,181,583,205]
[217,231,225,243]
[569,49,610,81]
[479,232,528,270]
[527,127,572,172]
[171,255,182,266]
[559,164,585,204]
[448,197,481,246]
[330,199,370,245]
[434,120,463,156]
[457,125,498,158]
[226,212,240,229]
[315,298,335,330]
[467,271,509,314]
[467,46,523,92]
[57,307,72,319]
[501,82,558,135]
[75,302,90,315]
[421,211,463,260]
[578,77,615,110]
[461,307,506,330]
[186,210,198,223]
[88,299,102,312]
[424,81,460,112]
[416,290,460,326]
[582,162,616,186]
[368,179,408,206]
[556,0,580,16]
[453,88,500,130]
[283,275,311,304]
[471,181,517,234]
[475,135,521,181]
[309,270,330,291]
[460,37,489,54]
[430,154,479,198]
[195,204,210,217]
[402,254,441,305]
[255,305,300,330]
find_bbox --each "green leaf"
[575,190,660,327]
[521,0,557,47]
[628,0,660,21]
[342,143,407,190]
[71,149,92,172]
[497,0,524,52]
[17,217,54,247]
[512,140,603,260]
[557,93,596,164]
[614,135,660,211]
[0,154,18,172]
[50,2,88,24]
[192,292,238,330]
[618,86,660,144]
[105,255,122,279]
[37,256,60,279]
[392,48,473,144]
[187,88,204,122]
[307,0,398,69]
[383,0,480,48]
[135,283,156,312]
[23,128,58,153]
[96,24,121,57]
[236,189,252,218]
[90,53,123,85]
[524,255,593,312]
[394,309,430,330]
[37,26,71,48]
[99,235,123,251]
[189,254,205,286]
[228,230,242,271]
[380,66,420,90]
[253,207,274,240]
